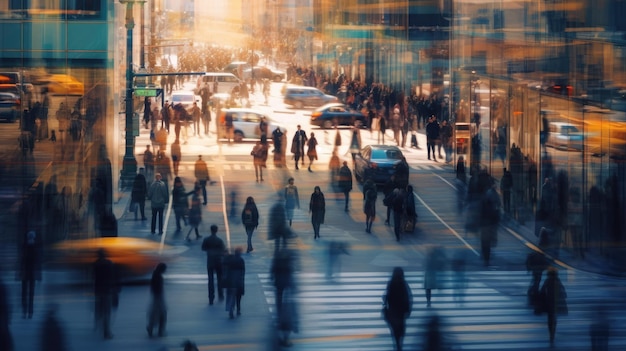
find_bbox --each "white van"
[196,72,242,96]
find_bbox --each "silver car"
[218,108,286,142]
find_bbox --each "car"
[310,103,367,129]
[354,145,407,185]
[196,72,242,96]
[50,237,182,280]
[243,66,286,82]
[545,122,584,151]
[45,74,84,95]
[218,108,286,142]
[222,61,252,79]
[0,92,20,122]
[283,85,338,109]
[170,90,198,110]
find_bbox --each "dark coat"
[188,193,202,227]
[131,174,147,203]
[338,166,353,193]
[309,191,326,224]
[540,273,568,315]
[223,253,245,293]
[383,272,412,333]
[241,203,259,228]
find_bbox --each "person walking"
[338,161,353,212]
[155,150,172,190]
[172,177,192,232]
[194,155,211,205]
[426,116,440,162]
[526,249,548,310]
[272,126,285,167]
[93,249,117,339]
[190,101,201,136]
[424,245,446,307]
[143,145,154,181]
[291,125,308,170]
[363,179,377,233]
[251,140,269,182]
[241,197,259,253]
[161,100,171,132]
[404,185,417,233]
[391,188,407,242]
[148,173,169,235]
[185,185,203,241]
[480,179,501,266]
[146,263,167,337]
[382,267,413,351]
[223,248,245,319]
[130,168,148,220]
[201,225,226,305]
[19,230,41,319]
[383,175,397,225]
[309,186,326,239]
[440,120,453,163]
[284,177,300,227]
[271,249,298,347]
[306,132,318,172]
[500,168,513,214]
[171,139,182,176]
[0,275,13,351]
[540,268,568,346]
[349,122,362,164]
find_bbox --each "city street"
[3,80,626,351]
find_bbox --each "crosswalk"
[258,270,626,350]
[163,162,445,173]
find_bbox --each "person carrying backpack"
[241,197,259,253]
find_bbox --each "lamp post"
[119,0,146,188]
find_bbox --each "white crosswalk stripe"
[170,163,444,172]
[257,270,626,350]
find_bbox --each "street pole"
[119,0,146,188]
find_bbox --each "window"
[7,0,103,18]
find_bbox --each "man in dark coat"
[291,125,308,170]
[19,230,41,319]
[426,116,440,162]
[131,168,148,220]
[338,161,353,212]
[147,263,167,337]
[223,248,245,319]
[93,249,117,339]
[201,225,226,304]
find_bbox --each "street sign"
[134,88,158,97]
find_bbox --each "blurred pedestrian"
[423,314,448,351]
[451,250,468,304]
[383,175,397,225]
[93,249,117,339]
[349,122,362,164]
[269,201,292,252]
[251,140,268,182]
[395,157,410,190]
[338,161,353,212]
[480,179,501,266]
[241,196,259,253]
[161,100,171,132]
[146,263,167,337]
[306,132,318,172]
[0,275,12,351]
[155,150,172,190]
[526,249,547,310]
[540,267,568,346]
[182,340,199,351]
[456,156,466,184]
[130,168,148,220]
[272,126,285,167]
[223,247,245,319]
[426,116,440,162]
[186,185,203,241]
[382,267,413,351]
[271,249,298,347]
[391,188,407,242]
[440,120,453,163]
[363,179,377,233]
[194,155,213,205]
[201,225,226,305]
[326,241,349,280]
[291,125,308,170]
[284,177,300,227]
[309,186,326,239]
[404,185,417,233]
[172,177,191,232]
[190,101,201,136]
[39,304,67,351]
[144,145,154,181]
[155,126,168,151]
[590,307,610,351]
[501,168,513,214]
[19,230,41,319]
[328,150,341,191]
[148,173,169,235]
[171,139,182,176]
[424,246,446,307]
